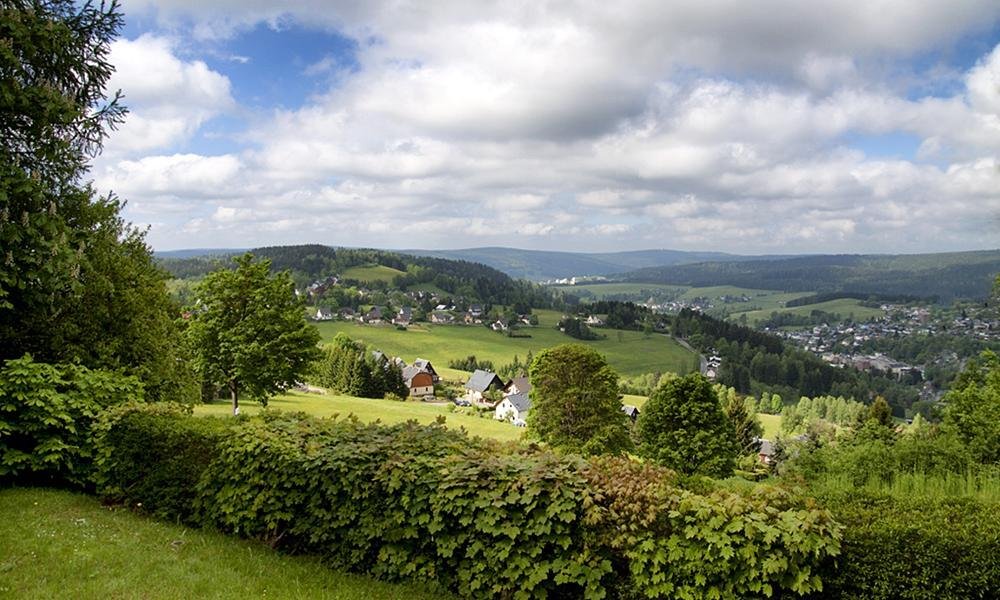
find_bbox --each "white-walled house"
[494,392,531,426]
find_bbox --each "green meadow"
[0,488,453,600]
[341,264,406,283]
[732,298,885,327]
[314,309,697,377]
[552,282,689,299]
[194,391,525,442]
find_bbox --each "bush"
[91,402,229,523]
[0,355,143,486]
[96,409,844,599]
[584,458,841,599]
[809,492,1000,600]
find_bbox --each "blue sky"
[94,1,1000,254]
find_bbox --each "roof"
[401,365,431,386]
[621,404,639,418]
[504,392,531,413]
[413,358,437,373]
[758,439,775,456]
[506,376,531,394]
[465,369,505,392]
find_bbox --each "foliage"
[807,492,1000,600]
[583,458,841,599]
[312,334,407,398]
[867,396,894,428]
[0,0,194,401]
[185,253,321,413]
[96,409,842,599]
[92,402,228,523]
[779,394,866,433]
[447,355,495,372]
[0,355,142,485]
[557,316,603,340]
[720,388,763,455]
[672,308,918,413]
[527,344,632,456]
[162,244,556,309]
[636,373,738,477]
[942,350,1000,464]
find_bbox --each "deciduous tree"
[186,254,321,415]
[527,344,632,456]
[637,373,738,477]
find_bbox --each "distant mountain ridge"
[400,247,784,280]
[621,250,1000,301]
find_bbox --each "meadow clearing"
[315,309,698,377]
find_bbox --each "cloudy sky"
[96,1,1000,254]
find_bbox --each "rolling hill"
[621,250,1000,301]
[400,247,768,280]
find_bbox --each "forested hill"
[158,244,554,308]
[621,250,1000,301]
[401,247,767,280]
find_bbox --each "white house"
[494,392,531,426]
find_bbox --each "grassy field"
[733,298,885,327]
[316,310,697,377]
[758,413,781,439]
[0,488,452,600]
[552,282,688,300]
[341,264,406,283]
[194,391,525,442]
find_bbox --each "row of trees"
[311,334,407,399]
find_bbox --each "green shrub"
[584,458,841,599]
[91,402,229,523]
[100,409,844,599]
[809,492,1000,600]
[0,355,143,486]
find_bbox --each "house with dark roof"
[393,307,412,326]
[495,392,531,426]
[402,365,435,398]
[314,307,334,321]
[504,376,531,397]
[464,369,506,405]
[412,358,439,383]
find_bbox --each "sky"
[93,1,1000,254]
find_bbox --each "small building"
[363,306,384,323]
[393,307,412,326]
[464,369,506,405]
[315,307,334,321]
[585,315,604,326]
[431,311,455,324]
[758,439,775,464]
[621,404,640,421]
[495,392,531,426]
[504,376,531,397]
[402,365,435,398]
[412,358,439,383]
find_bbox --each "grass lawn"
[758,413,781,439]
[341,264,406,283]
[733,298,885,327]
[0,488,452,600]
[194,391,525,443]
[316,309,697,377]
[551,282,689,300]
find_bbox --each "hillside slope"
[622,250,1000,301]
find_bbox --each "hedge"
[807,492,1000,600]
[93,404,842,599]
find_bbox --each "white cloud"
[102,2,1000,253]
[104,35,234,155]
